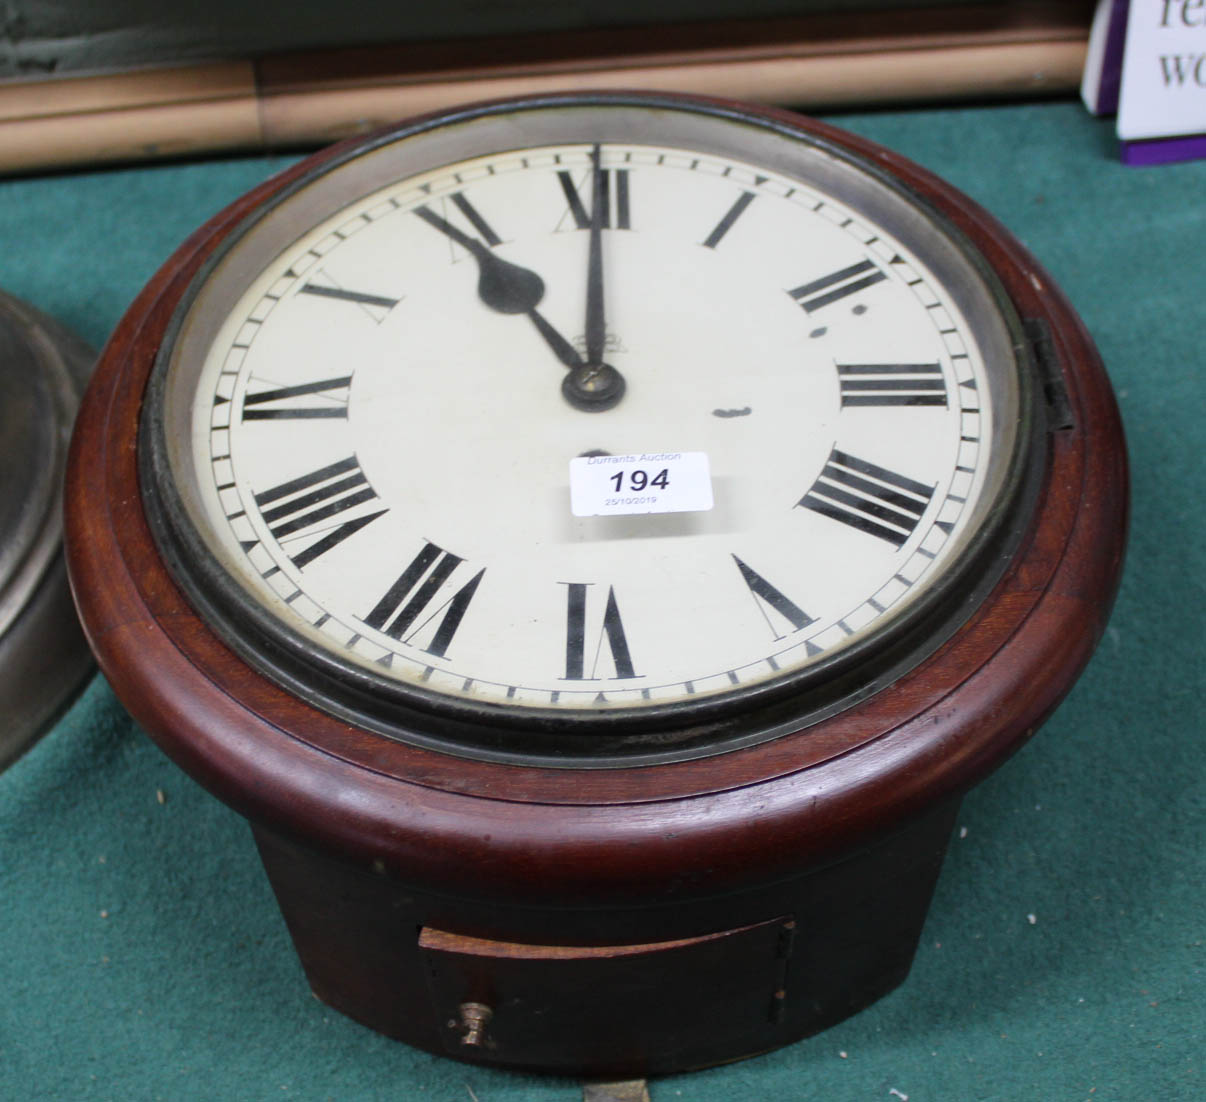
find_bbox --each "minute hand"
[414,205,582,369]
[566,146,625,410]
[584,143,607,367]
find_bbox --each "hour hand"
[415,203,581,369]
[414,205,544,316]
[414,201,623,410]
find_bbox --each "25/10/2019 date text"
[609,468,670,493]
[605,496,658,507]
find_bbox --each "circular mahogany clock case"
[65,92,1127,1076]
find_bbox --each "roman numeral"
[836,362,948,408]
[241,375,352,420]
[799,449,934,547]
[446,191,502,246]
[702,191,756,248]
[364,541,484,658]
[556,168,631,230]
[253,456,385,567]
[561,583,639,680]
[733,555,814,639]
[788,259,886,313]
[298,281,400,323]
[414,191,503,253]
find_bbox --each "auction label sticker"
[570,452,714,517]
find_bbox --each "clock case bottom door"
[249,799,959,1077]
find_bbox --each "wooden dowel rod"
[0,9,1089,175]
[261,42,1087,147]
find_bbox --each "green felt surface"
[1,101,1201,1100]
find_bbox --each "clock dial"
[149,103,1030,749]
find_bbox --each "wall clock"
[65,92,1127,1076]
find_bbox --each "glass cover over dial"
[149,99,1030,757]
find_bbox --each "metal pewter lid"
[0,290,95,770]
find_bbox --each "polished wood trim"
[417,924,765,960]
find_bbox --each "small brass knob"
[455,1001,493,1047]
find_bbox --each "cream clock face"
[152,102,1027,739]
